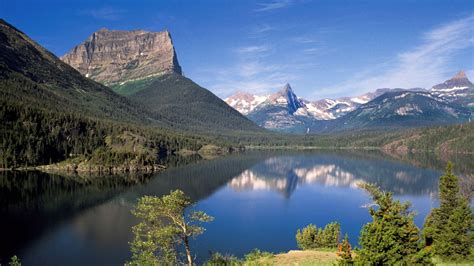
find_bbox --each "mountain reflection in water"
[227,153,445,198]
[0,150,473,265]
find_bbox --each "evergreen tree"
[356,183,427,265]
[423,162,473,261]
[337,234,353,265]
[296,222,340,250]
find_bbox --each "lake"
[1,150,473,265]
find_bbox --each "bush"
[9,256,21,266]
[337,234,353,265]
[243,249,274,263]
[296,222,341,250]
[204,252,241,265]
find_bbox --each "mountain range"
[1,18,473,168]
[0,19,263,168]
[61,28,262,134]
[225,71,473,133]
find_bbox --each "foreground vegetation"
[125,163,472,265]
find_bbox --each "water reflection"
[0,171,151,263]
[227,153,446,198]
[0,150,473,265]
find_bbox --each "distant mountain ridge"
[225,72,473,133]
[225,86,402,122]
[430,70,474,108]
[225,85,404,131]
[316,90,471,133]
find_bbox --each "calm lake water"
[1,150,473,265]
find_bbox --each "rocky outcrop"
[430,70,474,107]
[61,28,182,85]
[432,70,473,91]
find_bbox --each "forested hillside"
[0,19,209,168]
[382,122,474,154]
[0,20,150,123]
[0,101,207,168]
[127,74,264,134]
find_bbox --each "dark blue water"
[0,150,472,265]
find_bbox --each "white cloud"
[252,24,276,34]
[291,36,318,44]
[235,45,270,54]
[319,15,474,98]
[255,0,293,12]
[303,48,320,54]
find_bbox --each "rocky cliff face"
[432,70,473,91]
[430,70,474,108]
[61,28,182,85]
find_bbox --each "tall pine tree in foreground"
[356,183,431,265]
[423,162,473,261]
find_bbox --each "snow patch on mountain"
[395,104,422,116]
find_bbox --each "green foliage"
[204,252,241,266]
[0,100,209,168]
[356,183,427,265]
[296,222,340,250]
[243,249,274,263]
[423,163,473,261]
[337,234,353,265]
[8,256,21,266]
[127,190,213,266]
[203,249,274,266]
[383,123,474,154]
[110,76,160,96]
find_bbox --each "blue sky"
[1,0,473,100]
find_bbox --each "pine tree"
[423,162,473,261]
[356,183,426,264]
[337,234,353,265]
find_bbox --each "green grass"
[109,76,160,96]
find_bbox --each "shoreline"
[2,145,473,173]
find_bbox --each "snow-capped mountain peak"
[269,83,304,114]
[431,70,473,92]
[430,70,474,107]
[224,91,268,115]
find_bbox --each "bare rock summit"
[61,28,182,85]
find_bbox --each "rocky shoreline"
[1,163,166,175]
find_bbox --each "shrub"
[296,222,340,250]
[204,252,241,265]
